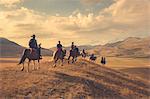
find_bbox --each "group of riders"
[19,34,106,72]
[56,41,80,57]
[29,34,85,60]
[28,34,105,64]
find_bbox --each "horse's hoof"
[21,67,24,71]
[53,65,56,68]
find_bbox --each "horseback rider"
[101,57,106,65]
[90,53,97,61]
[71,42,75,51]
[74,46,79,56]
[91,54,95,59]
[38,43,42,59]
[53,41,66,67]
[74,46,79,52]
[29,34,41,58]
[57,41,63,54]
[82,49,86,57]
[29,34,38,49]
[82,49,86,54]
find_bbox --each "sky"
[0,0,149,48]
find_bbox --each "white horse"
[18,49,41,72]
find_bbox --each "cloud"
[81,0,102,5]
[101,0,150,35]
[0,0,22,7]
[0,0,149,47]
[15,23,44,32]
[0,27,2,30]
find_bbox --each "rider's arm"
[35,40,38,48]
[29,39,32,47]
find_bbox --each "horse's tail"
[18,49,28,65]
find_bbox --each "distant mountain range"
[88,37,150,58]
[50,45,94,52]
[0,38,53,58]
[0,37,150,58]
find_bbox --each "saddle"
[30,48,36,54]
[29,48,39,58]
[57,48,62,53]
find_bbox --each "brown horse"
[53,49,66,67]
[18,49,41,72]
[68,49,80,63]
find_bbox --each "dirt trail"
[0,58,150,98]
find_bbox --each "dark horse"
[89,54,97,61]
[18,49,41,72]
[81,49,86,58]
[81,52,86,58]
[68,49,80,63]
[53,49,66,67]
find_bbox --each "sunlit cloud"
[81,0,102,5]
[0,0,149,48]
[0,0,22,7]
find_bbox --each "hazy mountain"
[1,37,149,58]
[0,37,53,57]
[89,37,150,58]
[50,45,95,52]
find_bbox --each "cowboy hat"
[31,34,36,37]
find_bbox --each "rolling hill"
[0,59,149,98]
[88,37,150,58]
[0,37,53,57]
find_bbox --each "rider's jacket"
[57,44,62,51]
[71,44,75,50]
[29,38,38,49]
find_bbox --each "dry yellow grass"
[0,57,150,98]
[94,57,150,69]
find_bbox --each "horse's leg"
[72,57,74,63]
[74,56,77,62]
[38,60,40,69]
[61,58,63,66]
[33,60,36,70]
[53,58,58,67]
[27,60,31,72]
[68,55,71,64]
[21,63,24,71]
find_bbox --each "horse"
[81,52,86,58]
[68,48,80,63]
[53,49,66,67]
[89,55,97,61]
[18,48,41,72]
[101,57,106,65]
[81,49,86,58]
